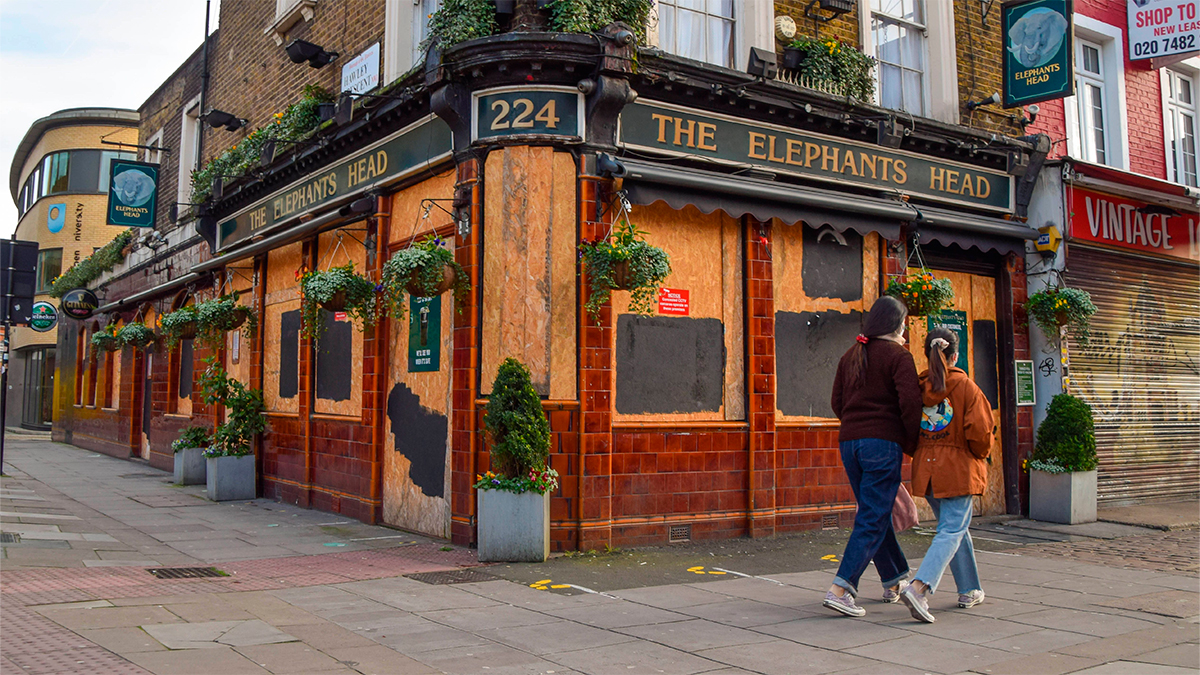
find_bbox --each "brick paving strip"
[1019,528,1200,575]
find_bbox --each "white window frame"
[144,129,164,164]
[857,0,957,123]
[178,96,202,211]
[265,0,317,46]
[1063,17,1128,170]
[647,1,773,72]
[384,0,443,84]
[1162,59,1200,187]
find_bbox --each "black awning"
[912,204,1038,257]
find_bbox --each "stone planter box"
[173,447,207,485]
[1030,469,1097,524]
[206,455,256,502]
[477,489,549,562]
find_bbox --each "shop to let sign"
[1016,360,1036,406]
[1127,0,1199,61]
[107,159,159,228]
[1002,0,1075,108]
[408,294,441,372]
[658,288,689,315]
[1069,187,1200,262]
[473,87,584,142]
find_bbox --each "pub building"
[58,28,1048,551]
[1025,159,1200,507]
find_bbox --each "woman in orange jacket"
[899,327,994,623]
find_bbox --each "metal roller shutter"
[1065,246,1200,506]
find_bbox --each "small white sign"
[341,42,380,95]
[1128,0,1200,61]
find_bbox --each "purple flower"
[374,284,384,293]
[492,479,500,485]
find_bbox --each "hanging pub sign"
[59,288,100,320]
[106,159,159,227]
[29,301,58,332]
[1128,0,1199,61]
[408,294,441,372]
[1002,0,1075,108]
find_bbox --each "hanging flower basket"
[91,328,121,352]
[609,260,635,291]
[160,306,199,349]
[406,264,457,298]
[1025,287,1096,341]
[319,290,348,312]
[193,294,257,347]
[380,235,470,323]
[885,270,955,317]
[299,263,379,340]
[579,216,671,324]
[116,322,157,349]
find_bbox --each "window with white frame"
[144,129,164,164]
[656,0,736,69]
[1063,19,1127,170]
[871,0,926,116]
[1075,40,1108,165]
[178,99,202,208]
[414,0,440,67]
[1164,68,1198,187]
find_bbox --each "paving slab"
[700,639,889,675]
[124,644,273,674]
[320,644,441,674]
[612,584,733,609]
[1002,519,1157,540]
[756,614,912,650]
[674,597,816,627]
[968,652,1103,675]
[548,640,724,675]
[234,642,346,673]
[1053,627,1192,661]
[1129,643,1200,669]
[1098,501,1199,531]
[418,603,560,631]
[1071,661,1200,674]
[1094,590,1200,619]
[847,632,1017,673]
[76,626,169,654]
[37,604,183,631]
[1005,606,1161,637]
[616,618,776,652]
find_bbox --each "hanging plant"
[579,218,671,324]
[1025,287,1096,341]
[116,322,157,350]
[886,270,955,317]
[48,229,136,298]
[193,294,257,348]
[783,37,876,101]
[90,325,121,352]
[299,263,379,340]
[160,306,199,350]
[379,235,470,322]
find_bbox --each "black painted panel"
[973,319,999,409]
[801,224,863,302]
[315,311,352,401]
[387,383,448,498]
[278,310,300,399]
[178,339,193,399]
[615,315,725,415]
[776,309,863,418]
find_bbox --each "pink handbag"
[893,483,919,532]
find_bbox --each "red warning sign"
[334,311,348,321]
[658,288,689,315]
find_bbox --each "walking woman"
[824,296,923,617]
[899,328,993,623]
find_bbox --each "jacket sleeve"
[831,357,845,420]
[962,384,996,459]
[893,351,923,454]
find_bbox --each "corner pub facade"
[55,21,1046,552]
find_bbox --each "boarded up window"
[278,310,300,399]
[802,225,863,301]
[178,339,193,399]
[973,319,999,409]
[615,315,725,414]
[776,309,862,418]
[315,311,352,401]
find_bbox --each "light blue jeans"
[913,494,982,595]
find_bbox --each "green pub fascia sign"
[107,159,159,227]
[1002,0,1075,108]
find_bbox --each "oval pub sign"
[29,301,58,332]
[59,288,99,320]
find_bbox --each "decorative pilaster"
[746,218,776,538]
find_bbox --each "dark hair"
[924,327,958,392]
[846,296,908,388]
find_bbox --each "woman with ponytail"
[823,296,923,617]
[898,328,994,623]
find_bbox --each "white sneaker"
[958,589,985,608]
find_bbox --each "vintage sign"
[658,288,690,316]
[29,301,58,332]
[106,159,159,228]
[1002,0,1075,108]
[408,294,441,372]
[928,310,970,376]
[1016,359,1036,406]
[472,87,584,142]
[216,116,452,251]
[1128,0,1199,61]
[619,101,1014,212]
[341,42,380,95]
[1068,187,1200,262]
[59,288,99,320]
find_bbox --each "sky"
[0,0,220,238]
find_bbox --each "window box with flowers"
[423,0,654,51]
[781,37,875,101]
[886,270,954,317]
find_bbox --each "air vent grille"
[668,524,692,543]
[821,513,840,530]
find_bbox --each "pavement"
[2,439,1198,675]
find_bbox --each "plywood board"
[313,229,365,417]
[387,170,456,247]
[264,243,303,415]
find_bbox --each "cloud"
[0,0,220,237]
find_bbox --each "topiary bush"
[1031,393,1097,474]
[483,358,552,485]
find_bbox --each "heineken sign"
[1002,0,1075,108]
[107,159,160,227]
[216,115,453,252]
[619,102,1014,212]
[30,301,58,332]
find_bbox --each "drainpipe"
[197,1,211,171]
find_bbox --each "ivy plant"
[423,0,497,50]
[379,235,470,322]
[785,37,876,101]
[547,0,655,44]
[48,229,135,298]
[160,306,199,350]
[1030,393,1097,474]
[1025,287,1097,342]
[476,358,556,494]
[578,219,671,323]
[193,294,257,348]
[116,322,156,349]
[299,263,379,340]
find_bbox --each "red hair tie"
[856,334,869,344]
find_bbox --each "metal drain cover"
[147,567,226,579]
[0,533,20,544]
[406,569,498,585]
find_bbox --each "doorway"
[21,347,55,429]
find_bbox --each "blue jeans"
[832,439,910,597]
[914,494,982,595]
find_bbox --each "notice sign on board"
[1002,0,1075,108]
[107,159,159,227]
[408,294,441,372]
[1016,360,1036,406]
[658,288,689,315]
[1128,0,1200,61]
[928,310,970,376]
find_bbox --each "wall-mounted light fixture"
[1018,104,1040,128]
[966,92,1001,110]
[746,47,778,79]
[877,118,907,148]
[285,39,338,68]
[205,109,247,131]
[805,0,853,23]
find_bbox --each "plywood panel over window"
[264,243,303,414]
[222,266,257,389]
[314,229,366,417]
[774,223,880,422]
[612,201,744,422]
[387,170,456,248]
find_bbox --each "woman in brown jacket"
[899,327,994,624]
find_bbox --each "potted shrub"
[1026,287,1097,342]
[172,426,211,485]
[90,325,121,352]
[194,294,257,347]
[379,235,470,322]
[781,37,875,100]
[475,357,558,562]
[299,263,378,340]
[886,270,954,317]
[1028,393,1098,524]
[116,322,157,350]
[160,306,199,349]
[578,219,671,324]
[197,358,267,501]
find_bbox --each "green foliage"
[193,294,257,348]
[90,324,120,352]
[299,263,379,340]
[160,306,199,350]
[197,357,267,457]
[886,270,954,317]
[785,37,876,101]
[484,358,552,490]
[379,235,470,322]
[48,229,135,298]
[423,0,497,50]
[547,0,655,44]
[172,426,211,453]
[1032,393,1098,473]
[191,85,334,204]
[579,219,671,323]
[1025,287,1096,341]
[116,322,156,349]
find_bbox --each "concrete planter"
[206,454,256,502]
[477,489,549,562]
[173,447,207,485]
[1030,469,1097,524]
